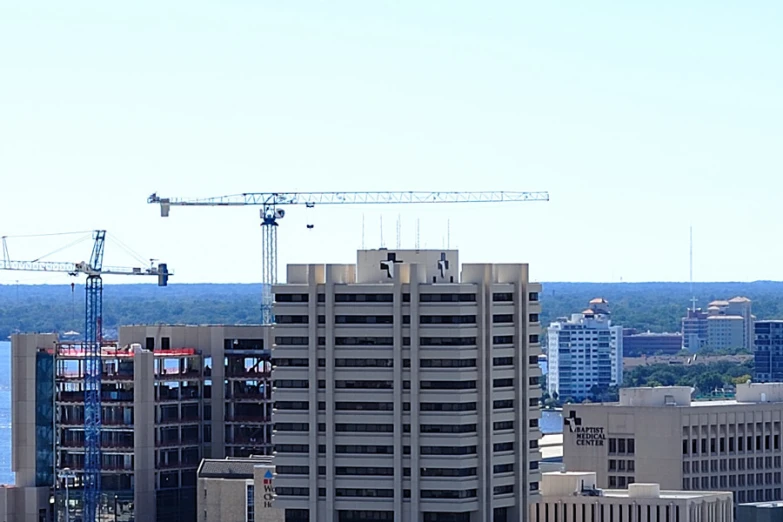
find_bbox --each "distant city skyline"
[2,2,782,284]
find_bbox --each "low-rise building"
[737,501,783,522]
[531,471,733,522]
[623,330,682,357]
[197,456,283,522]
[564,383,783,505]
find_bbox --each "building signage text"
[574,426,605,446]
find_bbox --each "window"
[335,337,394,346]
[335,315,394,324]
[493,378,514,388]
[528,292,539,302]
[275,337,309,346]
[494,399,513,409]
[420,293,476,302]
[276,315,309,324]
[334,293,393,302]
[493,292,513,302]
[421,315,476,324]
[493,335,514,345]
[420,337,476,346]
[275,293,309,302]
[493,314,514,324]
[494,357,513,367]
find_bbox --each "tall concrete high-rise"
[10,325,271,522]
[271,249,543,522]
[546,299,623,402]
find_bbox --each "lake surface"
[0,342,11,484]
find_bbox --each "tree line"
[2,281,783,339]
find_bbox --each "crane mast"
[83,230,105,522]
[1,230,170,522]
[148,190,548,323]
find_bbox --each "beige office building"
[271,249,543,522]
[532,471,733,522]
[197,456,283,522]
[11,325,271,522]
[564,384,783,506]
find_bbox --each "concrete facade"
[271,249,543,522]
[547,299,623,401]
[11,325,271,522]
[532,471,733,522]
[197,456,284,522]
[564,384,783,506]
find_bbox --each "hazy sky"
[1,2,782,284]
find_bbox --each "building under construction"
[10,325,272,522]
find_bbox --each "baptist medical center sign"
[573,426,606,446]
[564,410,606,446]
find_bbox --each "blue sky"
[1,2,781,284]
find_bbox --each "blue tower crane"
[1,229,171,522]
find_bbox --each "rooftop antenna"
[396,214,401,249]
[415,219,421,251]
[447,219,451,249]
[361,214,365,250]
[690,225,697,312]
[380,216,385,248]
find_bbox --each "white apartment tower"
[546,298,623,402]
[271,249,543,522]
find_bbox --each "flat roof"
[197,457,273,479]
[602,490,729,500]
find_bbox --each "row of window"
[278,466,484,477]
[274,355,538,368]
[275,379,516,390]
[276,444,518,456]
[275,396,537,412]
[275,401,497,412]
[275,421,518,434]
[682,434,781,455]
[608,438,635,455]
[608,459,635,472]
[684,456,783,473]
[277,488,483,499]
[685,474,783,490]
[275,292,540,303]
[533,502,681,522]
[276,336,534,346]
[277,313,540,325]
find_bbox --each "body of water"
[0,342,12,484]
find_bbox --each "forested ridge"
[2,281,783,339]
